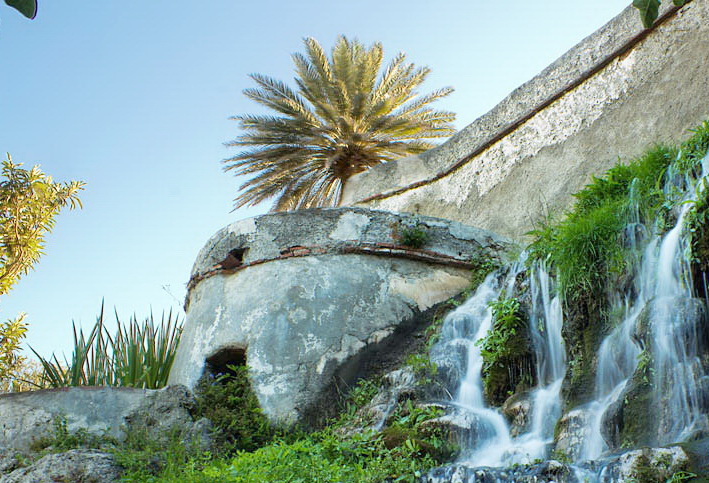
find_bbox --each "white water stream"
[428,155,709,481]
[432,261,566,467]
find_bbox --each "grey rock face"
[553,407,592,461]
[0,387,147,452]
[1,450,122,483]
[124,385,212,451]
[0,385,208,454]
[501,392,532,438]
[168,208,513,426]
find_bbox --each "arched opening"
[205,346,247,378]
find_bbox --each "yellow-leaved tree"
[0,155,84,392]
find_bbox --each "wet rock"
[419,406,479,443]
[501,392,532,437]
[357,368,418,430]
[422,459,572,483]
[0,450,122,483]
[553,407,591,461]
[577,446,692,483]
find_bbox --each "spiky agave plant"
[225,35,456,211]
[32,303,182,389]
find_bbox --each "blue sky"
[1,0,629,358]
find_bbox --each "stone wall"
[341,0,709,240]
[168,208,514,425]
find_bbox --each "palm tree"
[224,36,456,211]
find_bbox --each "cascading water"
[429,261,566,470]
[426,154,709,482]
[578,157,709,464]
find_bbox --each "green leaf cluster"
[632,0,687,28]
[4,0,37,19]
[0,313,27,387]
[32,303,182,389]
[398,225,429,249]
[476,297,527,372]
[0,155,84,296]
[0,155,83,392]
[194,365,276,454]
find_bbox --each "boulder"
[168,207,513,426]
[0,385,209,454]
[501,392,532,438]
[0,450,122,483]
[553,407,591,461]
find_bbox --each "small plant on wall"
[394,222,430,249]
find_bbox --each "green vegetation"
[29,415,114,454]
[32,304,182,389]
[224,35,455,211]
[398,225,429,249]
[0,155,84,392]
[476,295,534,404]
[633,0,687,28]
[194,365,275,454]
[528,145,675,302]
[4,0,37,19]
[114,372,454,482]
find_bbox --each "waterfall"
[579,155,709,461]
[426,154,709,481]
[430,261,566,467]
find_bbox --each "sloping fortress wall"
[341,0,709,240]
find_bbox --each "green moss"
[468,258,501,293]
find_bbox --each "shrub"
[398,224,429,248]
[32,303,182,389]
[194,364,275,454]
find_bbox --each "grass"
[528,120,709,302]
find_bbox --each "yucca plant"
[225,35,456,211]
[31,303,182,389]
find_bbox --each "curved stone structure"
[168,208,513,425]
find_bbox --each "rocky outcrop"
[0,450,122,483]
[0,385,210,454]
[168,207,513,426]
[553,407,591,461]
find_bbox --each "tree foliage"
[633,0,687,28]
[4,0,37,19]
[225,35,455,211]
[0,154,84,391]
[0,155,84,295]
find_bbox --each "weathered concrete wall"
[169,208,514,425]
[342,0,709,240]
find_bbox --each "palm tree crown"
[225,36,456,211]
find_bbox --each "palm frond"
[226,36,456,211]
